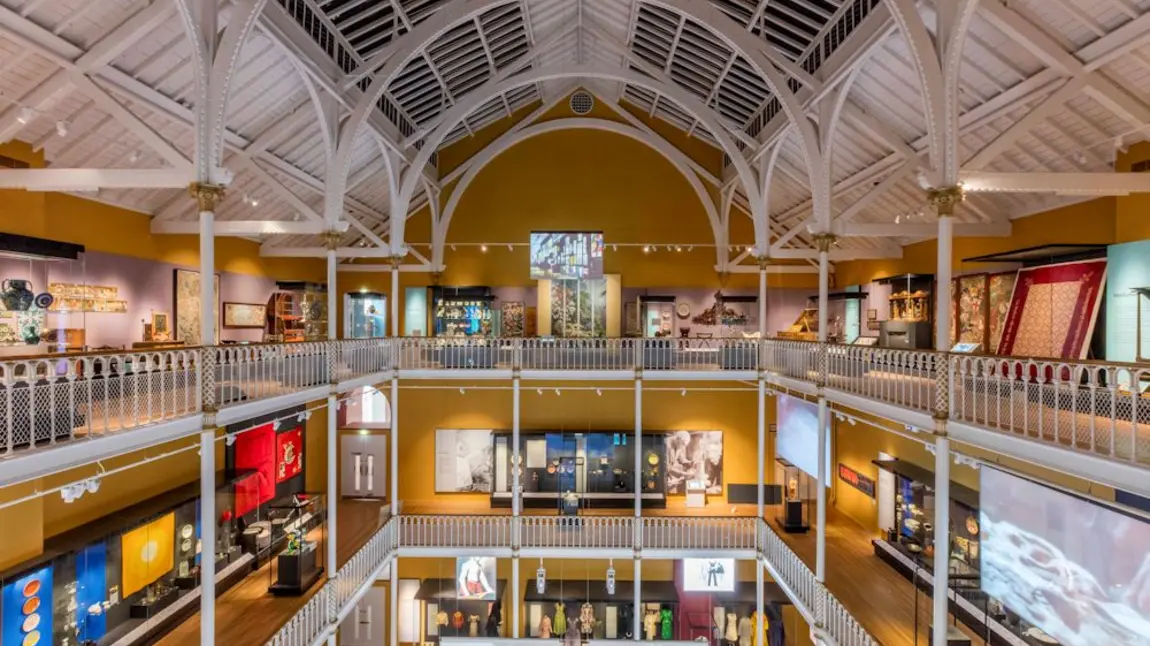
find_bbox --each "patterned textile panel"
[957,274,988,347]
[997,259,1106,360]
[988,272,1017,354]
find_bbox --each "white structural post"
[390,376,399,516]
[634,378,642,518]
[928,186,961,646]
[192,184,222,646]
[813,233,834,582]
[390,259,401,337]
[758,260,768,337]
[390,564,399,646]
[633,557,642,640]
[755,562,764,644]
[512,376,521,637]
[511,556,520,637]
[324,238,339,610]
[757,378,765,520]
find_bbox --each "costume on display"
[539,614,553,639]
[660,607,673,640]
[554,603,567,633]
[724,612,738,643]
[452,610,465,630]
[644,610,658,641]
[765,604,785,646]
[436,610,449,627]
[713,607,726,641]
[468,614,480,637]
[751,611,765,646]
[563,620,580,646]
[486,600,501,637]
[579,602,596,636]
[618,600,633,638]
[737,614,752,646]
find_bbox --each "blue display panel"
[2,565,53,646]
[75,543,107,641]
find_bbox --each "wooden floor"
[775,509,985,646]
[155,498,386,646]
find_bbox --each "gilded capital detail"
[389,254,404,269]
[322,230,343,251]
[188,182,225,213]
[927,185,964,217]
[812,233,837,253]
[755,255,771,270]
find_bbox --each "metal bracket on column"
[188,182,226,212]
[927,185,964,216]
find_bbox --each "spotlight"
[687,245,693,252]
[225,433,237,446]
[303,410,312,420]
[537,388,543,395]
[642,245,650,254]
[61,486,77,503]
[507,244,513,251]
[296,412,305,423]
[480,244,488,253]
[554,389,560,396]
[666,245,672,251]
[612,244,618,252]
[536,562,547,594]
[129,150,142,163]
[459,388,466,395]
[675,245,682,252]
[681,389,686,396]
[85,477,100,494]
[450,244,456,251]
[848,417,856,426]
[606,561,617,595]
[16,106,33,124]
[55,120,68,137]
[596,389,602,396]
[273,419,282,430]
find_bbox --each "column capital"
[321,230,343,251]
[754,254,771,270]
[812,233,837,253]
[188,182,226,212]
[926,185,964,217]
[388,255,404,269]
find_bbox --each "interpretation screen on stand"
[529,232,604,280]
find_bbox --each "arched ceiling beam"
[392,63,762,257]
[437,117,723,268]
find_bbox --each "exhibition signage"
[529,231,604,280]
[837,463,875,498]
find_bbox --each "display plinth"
[269,549,323,596]
[776,500,810,533]
[129,586,179,619]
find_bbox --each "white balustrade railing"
[0,349,199,455]
[519,516,635,550]
[641,516,757,551]
[334,517,398,607]
[335,338,394,382]
[397,514,514,549]
[265,583,332,646]
[951,355,1150,465]
[825,345,940,414]
[519,338,636,371]
[761,339,820,381]
[214,341,330,406]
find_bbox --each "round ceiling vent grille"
[570,91,594,115]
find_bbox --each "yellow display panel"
[120,512,175,597]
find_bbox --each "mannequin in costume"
[579,602,596,636]
[660,607,673,640]
[644,610,658,641]
[452,610,465,630]
[468,615,480,637]
[539,614,552,639]
[750,611,766,646]
[713,607,726,641]
[485,600,502,637]
[724,612,738,643]
[563,619,580,646]
[737,614,752,646]
[436,610,449,628]
[554,603,567,633]
[619,601,633,638]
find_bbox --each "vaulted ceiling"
[2,0,1149,262]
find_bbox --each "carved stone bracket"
[188,182,225,213]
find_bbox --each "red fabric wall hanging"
[234,423,275,511]
[276,427,303,483]
[996,258,1106,360]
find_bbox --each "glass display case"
[267,282,328,342]
[491,432,667,510]
[640,297,675,337]
[415,578,507,642]
[268,493,327,595]
[344,292,387,338]
[773,459,814,533]
[0,235,91,356]
[523,582,678,641]
[433,288,495,337]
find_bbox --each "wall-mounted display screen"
[455,556,497,601]
[530,232,604,280]
[776,394,831,486]
[980,467,1150,645]
[681,558,735,592]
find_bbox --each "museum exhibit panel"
[773,395,830,533]
[675,559,788,646]
[410,560,506,643]
[0,234,91,355]
[521,575,674,641]
[430,287,495,338]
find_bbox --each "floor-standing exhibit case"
[773,459,813,533]
[432,287,495,337]
[878,274,933,350]
[266,282,327,342]
[266,494,326,595]
[489,431,668,509]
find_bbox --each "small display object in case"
[684,480,706,508]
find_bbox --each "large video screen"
[776,393,831,487]
[980,467,1150,645]
[455,556,497,601]
[682,558,735,592]
[530,232,604,280]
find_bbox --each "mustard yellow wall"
[834,197,1119,286]
[1114,142,1150,243]
[396,383,774,509]
[0,482,43,571]
[832,410,1116,535]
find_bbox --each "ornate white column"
[390,374,399,516]
[758,256,769,337]
[323,231,339,618]
[389,257,401,337]
[928,186,962,646]
[813,232,835,582]
[757,377,765,520]
[190,182,223,646]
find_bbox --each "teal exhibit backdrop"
[1106,240,1150,363]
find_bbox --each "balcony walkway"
[155,498,387,646]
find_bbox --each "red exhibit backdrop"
[276,427,303,483]
[996,258,1106,360]
[234,423,276,514]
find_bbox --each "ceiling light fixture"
[55,120,68,137]
[480,244,488,253]
[129,149,141,163]
[16,107,34,124]
[642,245,650,254]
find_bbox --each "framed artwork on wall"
[435,429,494,492]
[664,430,723,495]
[223,302,267,328]
[174,268,220,344]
